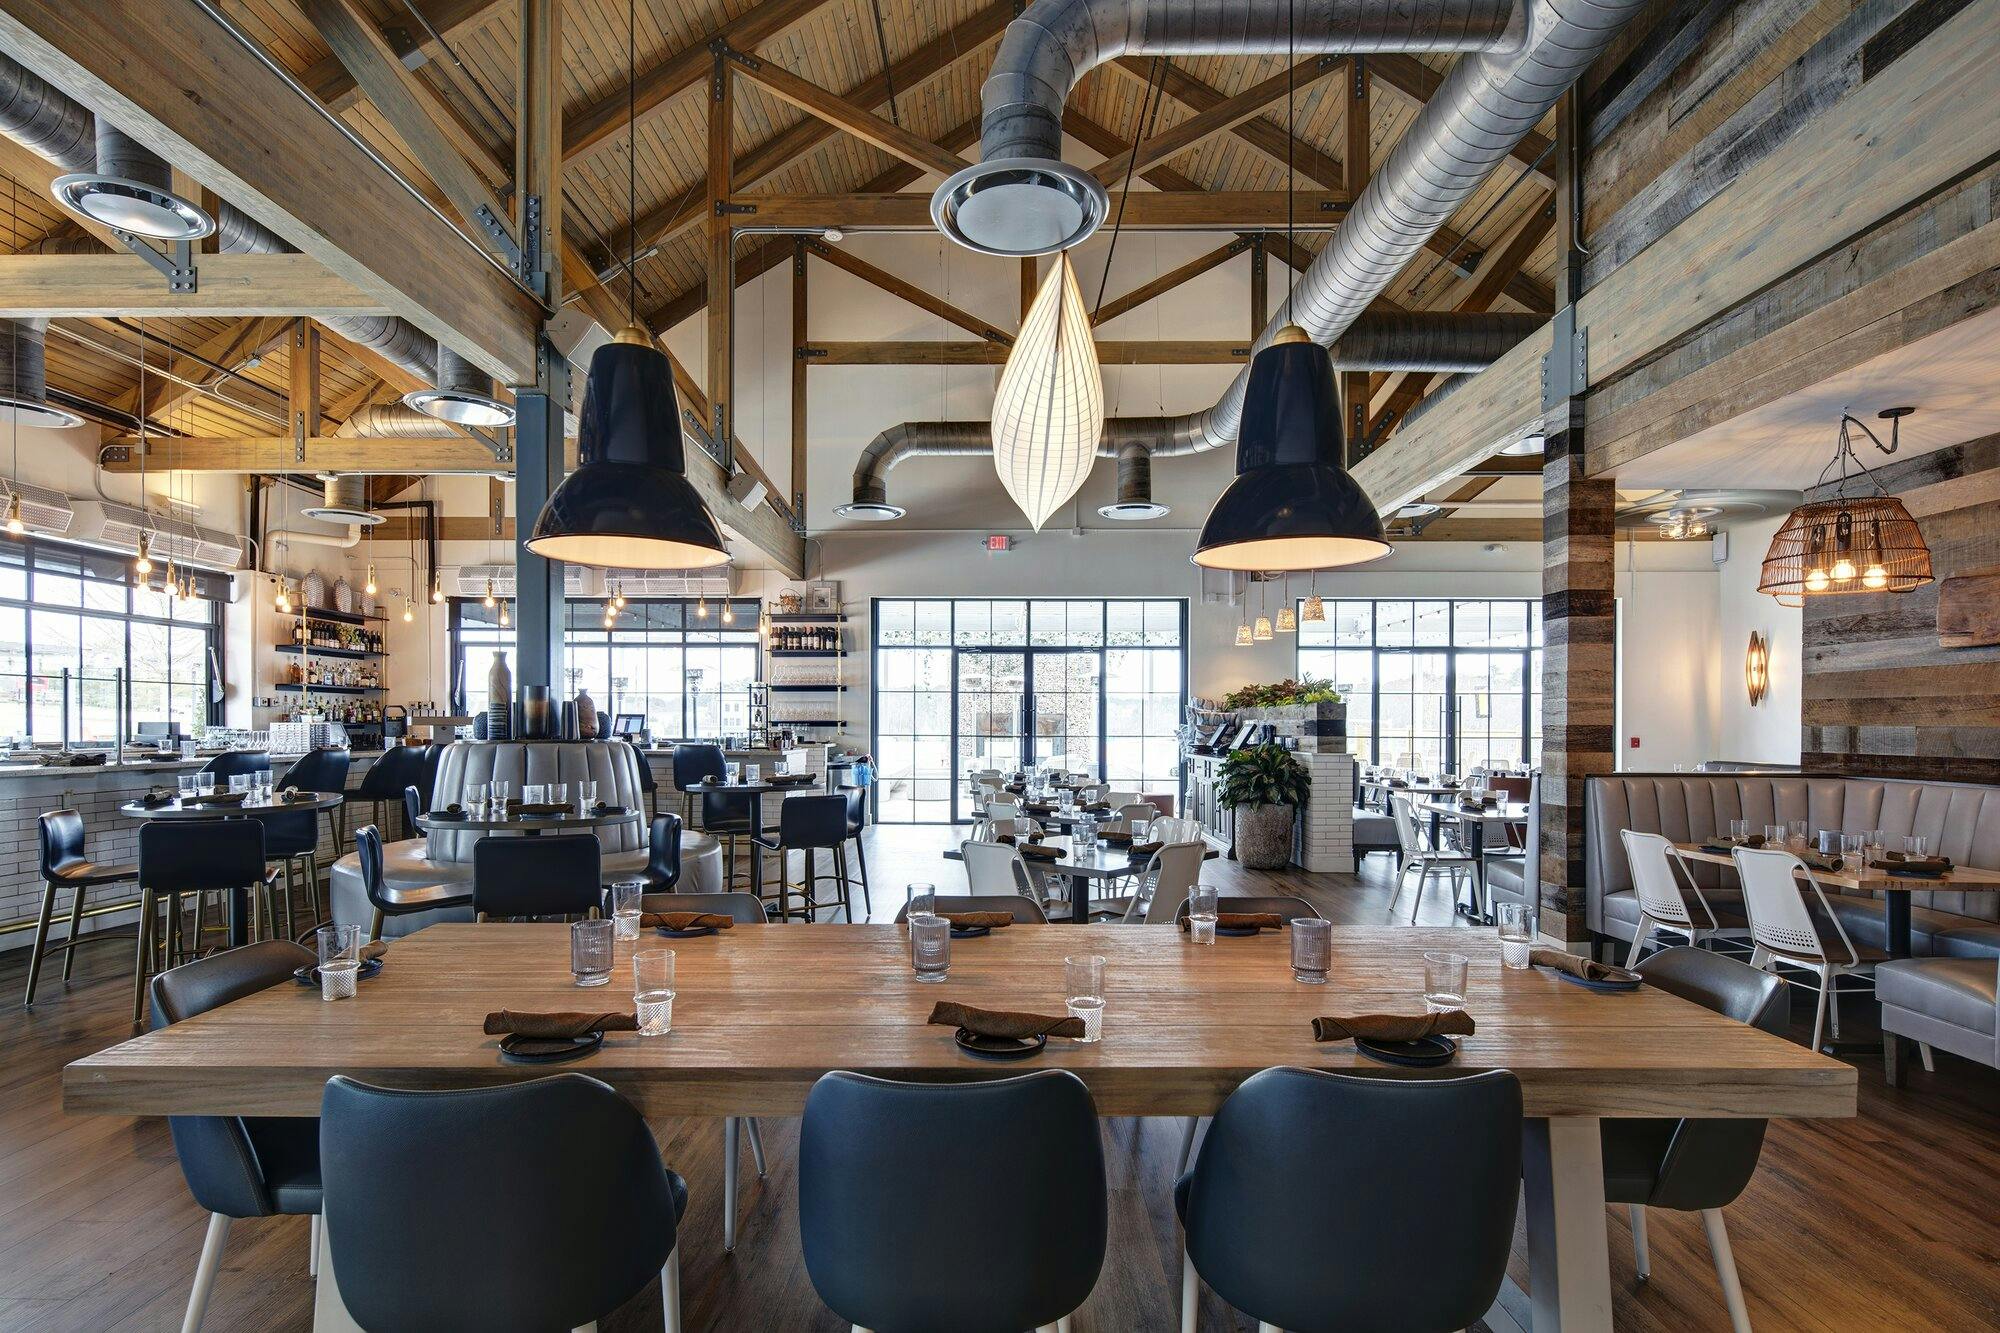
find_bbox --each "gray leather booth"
[1584,772,2000,959]
[1880,957,2000,1082]
[328,740,723,937]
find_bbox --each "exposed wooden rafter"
[0,253,387,318]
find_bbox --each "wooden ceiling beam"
[722,46,971,180]
[303,0,505,113]
[1091,57,1339,187]
[1091,237,1250,326]
[0,0,541,383]
[800,340,1250,365]
[803,240,1014,344]
[118,316,293,423]
[101,435,503,475]
[720,191,1348,230]
[0,253,387,318]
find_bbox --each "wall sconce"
[1745,631,1770,706]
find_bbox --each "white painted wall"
[1614,537,1721,770]
[1715,514,1803,764]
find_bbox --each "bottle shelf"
[273,683,384,695]
[274,644,382,660]
[769,613,847,623]
[771,719,844,727]
[293,606,387,626]
[769,650,847,658]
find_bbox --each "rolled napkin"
[590,802,629,816]
[1869,853,1954,876]
[1312,1010,1475,1042]
[360,941,389,963]
[1701,833,1765,852]
[1180,912,1284,932]
[483,1010,639,1039]
[1126,840,1164,857]
[1019,842,1062,861]
[428,804,467,820]
[1796,850,1843,872]
[1386,778,1410,788]
[140,789,173,808]
[1083,803,1112,814]
[928,1000,1084,1040]
[639,912,736,931]
[772,772,815,785]
[940,911,1014,929]
[1530,948,1640,984]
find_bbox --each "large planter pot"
[1233,802,1296,869]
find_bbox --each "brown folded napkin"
[1024,801,1056,815]
[360,941,389,963]
[1180,912,1284,932]
[1019,842,1062,861]
[1097,830,1133,847]
[927,1000,1084,1040]
[1531,948,1639,983]
[1797,850,1843,872]
[1869,853,1954,875]
[1703,833,1765,850]
[1312,1011,1475,1042]
[941,911,1014,929]
[1083,803,1112,814]
[1126,840,1163,857]
[639,912,736,930]
[483,1011,639,1039]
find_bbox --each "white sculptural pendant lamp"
[992,252,1104,531]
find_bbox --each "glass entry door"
[954,650,1024,820]
[1029,650,1101,778]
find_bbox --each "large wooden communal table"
[64,924,1853,1333]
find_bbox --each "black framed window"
[1296,598,1542,772]
[872,598,1187,823]
[450,598,761,738]
[0,537,221,745]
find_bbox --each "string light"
[4,494,22,536]
[1253,577,1273,640]
[134,529,153,576]
[482,578,497,609]
[1301,568,1325,623]
[365,562,378,597]
[498,601,510,627]
[721,600,734,625]
[696,592,708,619]
[403,602,415,623]
[275,577,292,614]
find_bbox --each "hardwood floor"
[3,824,1997,1331]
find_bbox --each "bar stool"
[261,803,324,941]
[199,750,270,783]
[279,746,351,853]
[349,745,427,840]
[355,825,471,942]
[701,788,758,894]
[672,743,725,824]
[753,794,853,921]
[628,741,660,818]
[841,786,873,918]
[23,809,138,1006]
[472,834,600,920]
[134,819,266,1024]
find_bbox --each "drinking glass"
[1728,818,1750,840]
[317,924,363,1001]
[1076,814,1097,850]
[1291,918,1332,984]
[229,774,250,795]
[725,762,742,785]
[1864,829,1886,856]
[1496,902,1536,970]
[744,764,761,784]
[1840,832,1866,860]
[571,918,614,987]
[552,782,569,807]
[177,774,199,800]
[1904,834,1930,858]
[1763,824,1786,847]
[1787,819,1809,849]
[909,914,950,982]
[579,779,599,812]
[1187,885,1218,945]
[491,780,511,812]
[197,774,217,796]
[905,882,937,921]
[1423,950,1470,1011]
[1065,954,1105,1041]
[611,880,644,940]
[634,949,675,1036]
[469,782,490,818]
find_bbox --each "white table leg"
[313,1216,365,1332]
[1522,1116,1613,1332]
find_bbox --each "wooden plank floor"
[3,824,1997,1331]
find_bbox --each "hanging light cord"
[1283,0,1297,324]
[1093,57,1167,316]
[627,0,639,328]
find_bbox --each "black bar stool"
[700,789,758,895]
[672,743,725,824]
[134,820,266,1024]
[261,803,324,941]
[355,825,472,942]
[24,809,137,1006]
[472,833,601,920]
[350,745,427,840]
[753,793,854,922]
[636,813,684,892]
[279,746,351,853]
[199,750,270,783]
[841,786,873,918]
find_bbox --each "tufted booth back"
[429,742,646,862]
[1586,773,2000,935]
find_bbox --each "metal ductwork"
[935,0,1519,256]
[843,311,1540,517]
[0,318,85,429]
[299,473,383,526]
[404,344,515,427]
[53,124,213,240]
[0,54,440,388]
[335,401,462,439]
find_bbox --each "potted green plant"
[1216,742,1310,869]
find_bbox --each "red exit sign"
[985,535,1013,552]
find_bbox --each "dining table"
[681,776,822,899]
[62,922,1855,1333]
[118,790,345,947]
[943,834,1220,922]
[1671,840,2000,959]
[1415,798,1533,922]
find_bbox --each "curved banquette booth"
[329,741,722,937]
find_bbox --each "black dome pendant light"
[525,0,728,570]
[1191,0,1388,574]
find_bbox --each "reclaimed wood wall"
[1801,430,2000,782]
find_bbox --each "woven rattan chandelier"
[1759,408,1930,607]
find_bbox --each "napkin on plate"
[1125,840,1163,858]
[1312,1011,1475,1042]
[927,1001,1084,1040]
[639,912,736,931]
[1868,852,1954,876]
[1700,833,1765,852]
[483,1011,639,1039]
[1797,849,1843,872]
[1019,842,1062,861]
[940,911,1014,929]
[1530,948,1639,984]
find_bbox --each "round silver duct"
[300,474,383,526]
[1098,442,1169,519]
[52,124,213,240]
[336,401,464,439]
[0,318,84,429]
[404,345,514,427]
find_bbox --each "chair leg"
[1630,1203,1650,1281]
[369,908,386,944]
[1883,1032,1908,1087]
[1702,1208,1752,1333]
[1180,1246,1199,1333]
[22,879,59,1006]
[745,1117,768,1178]
[723,1116,740,1253]
[660,1241,682,1333]
[131,889,155,1026]
[1177,1116,1199,1175]
[1626,919,1651,971]
[181,1212,230,1333]
[1808,969,1831,1053]
[1919,1042,1936,1073]
[61,878,89,982]
[852,835,872,916]
[1826,967,1842,1040]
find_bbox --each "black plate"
[950,924,992,939]
[656,925,719,938]
[954,1028,1046,1060]
[1538,964,1642,992]
[499,1031,605,1064]
[1214,924,1264,937]
[1355,1034,1458,1067]
[293,957,383,987]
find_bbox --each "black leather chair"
[150,940,321,1332]
[135,820,265,1024]
[753,793,854,921]
[842,786,872,915]
[1176,1067,1522,1332]
[638,813,685,893]
[800,1070,1106,1333]
[199,750,270,781]
[24,809,136,1006]
[402,785,422,836]
[1603,947,1787,1333]
[320,1073,686,1332]
[355,825,471,942]
[279,746,352,853]
[1171,894,1320,924]
[472,833,601,920]
[672,742,726,823]
[260,803,323,941]
[351,745,428,839]
[636,890,767,922]
[628,741,660,817]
